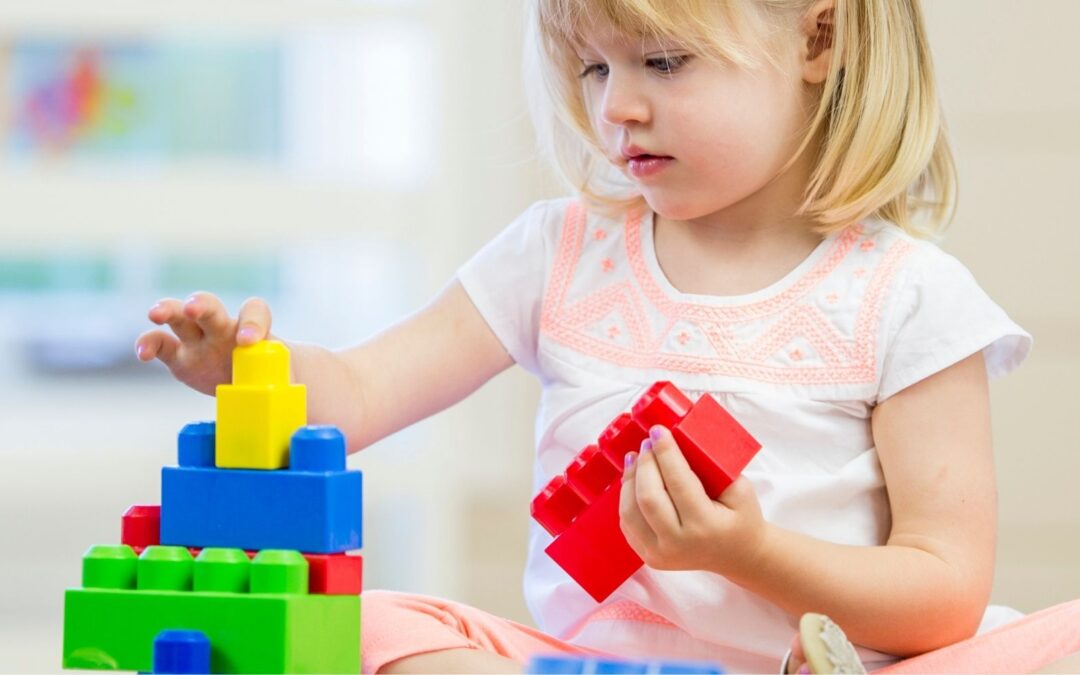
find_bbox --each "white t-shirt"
[456,198,1031,672]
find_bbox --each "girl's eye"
[578,63,609,80]
[647,54,690,75]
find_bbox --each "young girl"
[135,0,1032,672]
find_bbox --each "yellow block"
[215,341,307,470]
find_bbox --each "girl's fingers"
[618,453,658,552]
[646,426,712,524]
[135,330,180,366]
[634,439,681,535]
[236,297,272,345]
[149,297,203,343]
[184,292,234,340]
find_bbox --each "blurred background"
[0,1,1077,672]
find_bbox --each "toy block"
[629,382,692,430]
[178,422,215,468]
[121,505,161,549]
[670,395,761,500]
[215,341,306,469]
[63,544,361,673]
[544,486,642,603]
[161,425,362,553]
[152,630,210,674]
[535,382,761,602]
[131,546,364,596]
[306,553,363,595]
[598,413,649,468]
[531,474,588,538]
[566,444,621,502]
[526,654,725,674]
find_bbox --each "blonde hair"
[525,0,957,238]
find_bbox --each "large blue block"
[162,424,362,554]
[161,465,361,553]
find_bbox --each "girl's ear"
[801,0,836,85]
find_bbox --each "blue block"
[526,655,585,674]
[592,660,648,674]
[153,629,210,674]
[178,422,216,468]
[162,425,362,554]
[526,655,725,675]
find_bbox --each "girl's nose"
[600,75,650,127]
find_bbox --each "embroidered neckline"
[629,209,858,319]
[637,209,838,308]
[539,202,913,384]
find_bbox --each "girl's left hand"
[618,425,766,577]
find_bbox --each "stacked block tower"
[62,341,364,673]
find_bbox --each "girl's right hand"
[134,292,272,395]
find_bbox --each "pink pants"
[361,590,1080,674]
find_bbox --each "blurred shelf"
[0,160,435,245]
[0,0,430,34]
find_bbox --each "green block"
[63,588,360,673]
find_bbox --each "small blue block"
[526,655,586,674]
[290,425,346,472]
[152,629,210,674]
[526,655,725,675]
[162,426,361,553]
[593,659,648,674]
[178,422,215,468]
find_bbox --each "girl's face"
[578,23,817,223]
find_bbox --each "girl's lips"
[627,155,674,179]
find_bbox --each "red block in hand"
[534,381,762,603]
[631,382,692,430]
[598,413,649,469]
[566,444,621,502]
[531,474,589,538]
[545,486,642,603]
[672,394,762,499]
[121,505,161,550]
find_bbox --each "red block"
[534,381,762,603]
[631,382,692,430]
[672,394,762,499]
[566,444,621,502]
[121,505,161,549]
[598,413,649,468]
[532,474,588,538]
[545,486,642,603]
[306,553,364,595]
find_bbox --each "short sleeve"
[877,245,1032,402]
[456,200,559,376]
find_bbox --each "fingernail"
[237,326,257,342]
[135,344,144,359]
[649,426,665,442]
[640,438,653,453]
[624,452,636,470]
[797,665,811,674]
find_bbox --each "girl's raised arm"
[290,278,514,454]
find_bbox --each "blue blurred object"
[526,654,725,675]
[152,629,210,674]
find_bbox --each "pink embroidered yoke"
[456,199,1031,672]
